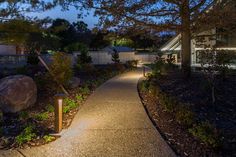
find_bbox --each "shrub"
[27,52,39,65]
[16,125,36,145]
[43,135,55,143]
[148,81,158,96]
[45,104,54,113]
[34,112,49,121]
[79,85,90,96]
[175,104,195,126]
[146,72,153,78]
[81,63,95,73]
[63,106,70,114]
[158,93,176,112]
[78,44,92,64]
[152,59,166,77]
[139,80,150,92]
[16,66,28,75]
[91,80,99,87]
[75,94,83,102]
[63,98,77,113]
[75,43,92,70]
[49,52,73,86]
[189,122,220,148]
[19,111,29,120]
[126,60,138,69]
[34,73,50,89]
[112,63,126,72]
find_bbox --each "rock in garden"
[0,75,37,113]
[68,77,80,89]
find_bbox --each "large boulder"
[0,75,37,113]
[68,77,80,89]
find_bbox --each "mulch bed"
[138,71,236,157]
[0,65,129,149]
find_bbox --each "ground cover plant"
[138,59,236,157]
[0,59,135,149]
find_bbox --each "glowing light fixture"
[54,94,66,133]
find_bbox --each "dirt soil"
[138,71,236,157]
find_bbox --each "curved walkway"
[1,68,176,157]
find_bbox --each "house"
[160,0,236,66]
[160,31,236,65]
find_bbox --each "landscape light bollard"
[143,66,146,77]
[54,94,65,134]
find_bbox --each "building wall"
[135,54,157,63]
[0,45,16,55]
[194,29,217,48]
[74,51,154,64]
[0,51,157,69]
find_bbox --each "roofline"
[160,34,181,51]
[159,0,229,52]
[159,34,178,50]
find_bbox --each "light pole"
[54,94,66,133]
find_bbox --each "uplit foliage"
[49,52,73,86]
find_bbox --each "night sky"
[29,6,99,29]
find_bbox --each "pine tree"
[112,49,120,64]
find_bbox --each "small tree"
[112,49,120,64]
[49,52,73,86]
[198,48,235,124]
[76,43,92,65]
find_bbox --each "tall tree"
[78,0,214,78]
[90,28,110,50]
[0,1,56,20]
[73,21,92,45]
[2,0,234,78]
[0,19,41,53]
[0,18,60,53]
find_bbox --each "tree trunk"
[181,0,191,78]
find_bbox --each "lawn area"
[138,62,236,157]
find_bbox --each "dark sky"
[30,6,99,29]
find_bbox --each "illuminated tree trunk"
[181,0,191,78]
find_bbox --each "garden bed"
[0,64,131,149]
[138,71,236,157]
